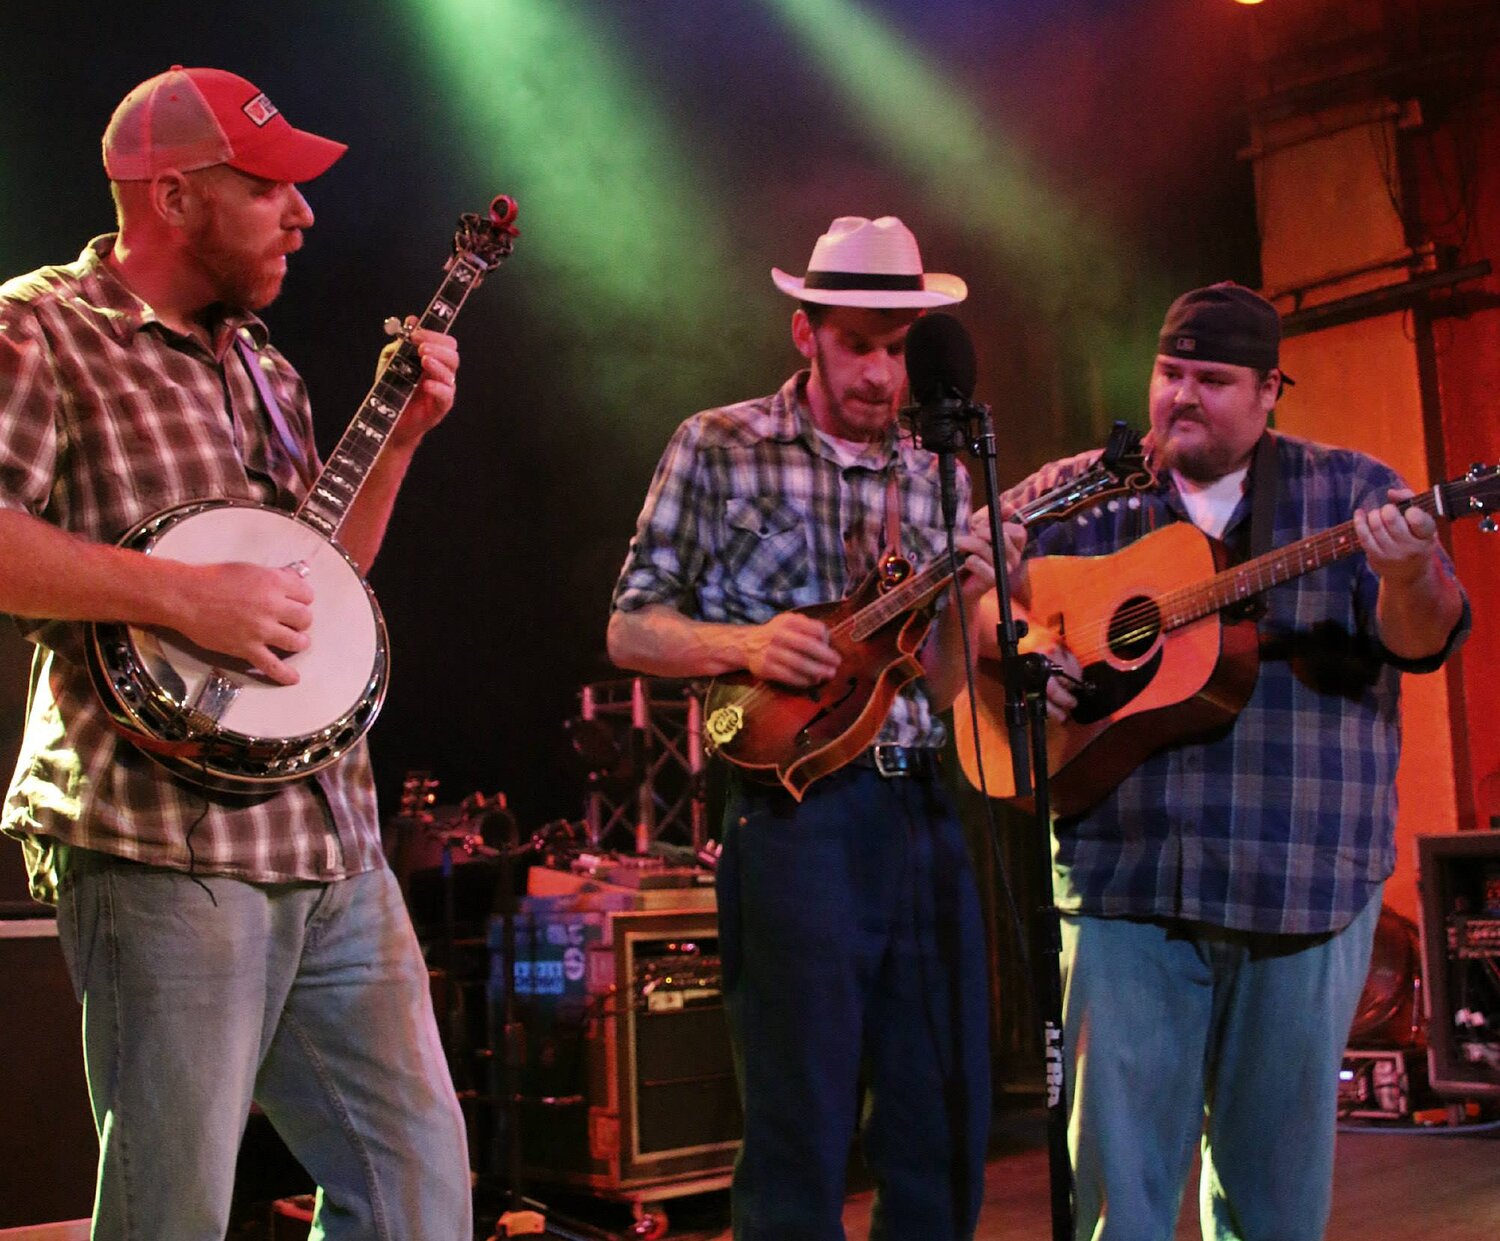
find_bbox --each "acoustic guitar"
[955,464,1500,817]
[701,428,1152,800]
[86,198,519,793]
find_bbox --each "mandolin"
[701,426,1152,800]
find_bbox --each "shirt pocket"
[70,390,251,539]
[722,495,811,603]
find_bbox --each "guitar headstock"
[453,194,520,271]
[1437,464,1500,529]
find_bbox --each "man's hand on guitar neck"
[1357,486,1466,661]
[381,323,461,453]
[1354,487,1442,586]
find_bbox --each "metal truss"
[577,677,706,851]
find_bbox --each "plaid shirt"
[0,236,384,903]
[612,372,971,749]
[1008,431,1469,935]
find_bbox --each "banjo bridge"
[185,670,242,731]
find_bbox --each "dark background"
[0,0,1260,867]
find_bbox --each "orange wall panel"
[1256,118,1409,299]
[1275,316,1460,921]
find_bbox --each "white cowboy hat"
[771,215,967,308]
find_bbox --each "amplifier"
[1417,831,1500,1098]
[490,895,740,1196]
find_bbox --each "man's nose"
[864,351,898,389]
[284,185,315,228]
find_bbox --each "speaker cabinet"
[0,918,98,1228]
[1417,831,1500,1098]
[491,897,740,1197]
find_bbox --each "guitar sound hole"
[1107,595,1161,662]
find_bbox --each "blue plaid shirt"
[612,372,970,749]
[1007,431,1469,934]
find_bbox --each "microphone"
[905,312,978,527]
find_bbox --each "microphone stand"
[920,397,1075,1241]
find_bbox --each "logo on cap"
[242,93,280,127]
[1175,336,1197,353]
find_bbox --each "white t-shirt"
[1171,466,1248,540]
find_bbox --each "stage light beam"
[398,0,743,427]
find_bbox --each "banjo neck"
[296,247,495,543]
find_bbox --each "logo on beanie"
[242,93,280,127]
[1175,336,1197,353]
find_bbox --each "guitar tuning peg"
[1480,515,1498,534]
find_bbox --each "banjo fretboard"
[296,252,490,540]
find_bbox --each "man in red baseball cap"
[0,68,471,1239]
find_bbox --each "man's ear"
[1259,368,1283,414]
[791,307,816,362]
[149,171,194,228]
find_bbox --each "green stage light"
[403,0,744,429]
[765,0,1176,427]
[763,0,1128,305]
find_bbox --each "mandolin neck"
[848,451,1151,641]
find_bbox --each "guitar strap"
[1248,430,1280,560]
[883,469,904,562]
[235,337,313,487]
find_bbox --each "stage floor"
[663,1107,1500,1241]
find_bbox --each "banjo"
[87,196,520,794]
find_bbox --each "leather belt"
[849,744,941,779]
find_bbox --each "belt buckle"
[871,744,906,778]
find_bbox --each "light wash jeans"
[1060,892,1381,1241]
[57,853,472,1241]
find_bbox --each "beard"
[1152,415,1252,484]
[187,214,287,312]
[811,343,899,440]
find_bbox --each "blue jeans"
[56,855,472,1241]
[1060,893,1381,1241]
[718,767,991,1241]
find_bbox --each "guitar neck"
[295,253,490,541]
[1163,489,1444,630]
